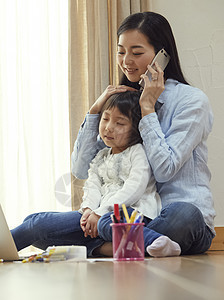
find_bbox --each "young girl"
[79,91,160,241]
[12,91,180,257]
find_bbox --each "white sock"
[146,236,181,258]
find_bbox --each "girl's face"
[99,106,132,154]
[117,29,156,82]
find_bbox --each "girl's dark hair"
[117,12,189,89]
[100,91,142,147]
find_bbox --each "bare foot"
[94,242,113,257]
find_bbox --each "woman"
[72,12,216,255]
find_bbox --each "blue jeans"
[11,211,105,257]
[11,202,214,257]
[98,202,215,255]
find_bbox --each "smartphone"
[139,48,170,88]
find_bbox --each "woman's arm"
[140,88,213,182]
[71,113,105,179]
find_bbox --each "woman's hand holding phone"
[89,85,137,114]
[139,62,165,117]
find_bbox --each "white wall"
[151,0,224,226]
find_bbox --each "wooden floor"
[1,251,224,300]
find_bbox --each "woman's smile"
[124,67,138,74]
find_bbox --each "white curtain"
[0,0,70,228]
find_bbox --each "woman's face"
[117,30,156,82]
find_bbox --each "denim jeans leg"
[97,211,115,241]
[146,202,214,254]
[11,211,105,257]
[97,202,214,255]
[98,208,162,252]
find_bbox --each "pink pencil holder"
[111,223,145,261]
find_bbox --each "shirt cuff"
[139,113,163,138]
[139,113,164,148]
[81,113,100,130]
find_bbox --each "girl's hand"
[89,85,137,114]
[139,62,165,117]
[84,212,101,238]
[80,208,92,232]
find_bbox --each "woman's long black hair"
[117,12,189,89]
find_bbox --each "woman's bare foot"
[94,242,113,257]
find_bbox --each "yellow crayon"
[129,210,138,223]
[122,204,130,223]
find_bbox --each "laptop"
[0,204,24,261]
